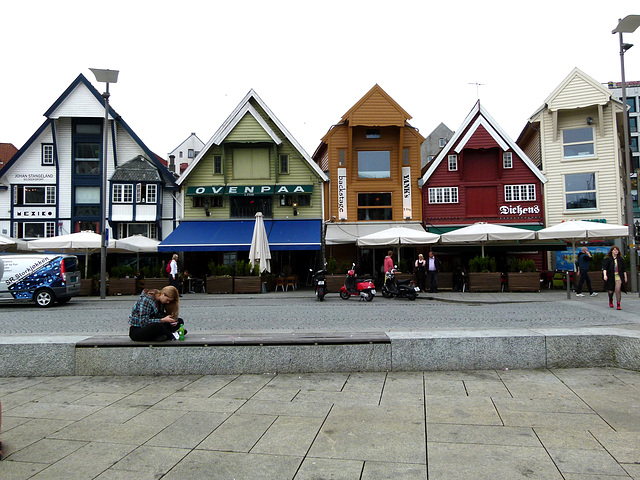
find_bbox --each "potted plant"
[324,257,345,292]
[206,262,233,293]
[140,265,168,290]
[108,265,137,295]
[507,259,540,292]
[468,256,502,292]
[233,260,262,293]
[586,252,606,292]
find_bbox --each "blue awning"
[158,219,322,252]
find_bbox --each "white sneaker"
[576,293,585,297]
[590,292,598,296]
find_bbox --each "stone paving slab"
[2,368,640,479]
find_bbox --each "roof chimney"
[169,154,175,173]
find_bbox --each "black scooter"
[310,266,328,301]
[381,267,419,300]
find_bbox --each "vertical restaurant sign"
[337,168,347,220]
[402,166,412,219]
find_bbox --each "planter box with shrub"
[206,276,233,293]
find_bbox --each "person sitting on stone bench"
[128,286,185,341]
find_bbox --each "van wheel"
[34,289,55,308]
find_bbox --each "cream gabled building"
[518,68,628,227]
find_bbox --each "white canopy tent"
[27,231,115,277]
[356,226,440,264]
[440,222,536,257]
[537,220,629,269]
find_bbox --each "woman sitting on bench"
[128,286,184,341]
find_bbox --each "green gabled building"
[159,89,328,278]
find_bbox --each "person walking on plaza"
[414,253,426,292]
[128,286,184,341]
[602,245,627,310]
[427,251,442,293]
[575,247,597,297]
[168,254,180,291]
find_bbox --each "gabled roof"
[178,89,328,184]
[1,73,177,188]
[168,132,205,155]
[420,101,547,185]
[111,155,162,182]
[543,67,615,112]
[340,84,412,126]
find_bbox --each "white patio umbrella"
[249,212,271,274]
[0,234,27,252]
[27,231,115,277]
[537,220,629,269]
[440,222,536,257]
[114,235,161,270]
[356,226,440,264]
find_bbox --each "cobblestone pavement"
[0,290,638,336]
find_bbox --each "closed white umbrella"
[537,220,629,269]
[27,231,115,277]
[441,222,536,257]
[249,212,271,274]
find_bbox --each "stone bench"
[74,332,392,375]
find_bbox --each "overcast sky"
[2,1,640,160]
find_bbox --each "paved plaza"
[1,290,640,479]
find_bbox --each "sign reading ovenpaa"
[186,185,313,196]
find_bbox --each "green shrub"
[468,256,496,273]
[510,259,536,272]
[590,252,605,271]
[327,257,337,275]
[109,265,136,278]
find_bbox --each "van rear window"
[62,257,78,272]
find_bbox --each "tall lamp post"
[613,16,640,293]
[89,68,119,299]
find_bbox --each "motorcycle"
[381,267,419,300]
[310,266,328,301]
[340,263,376,301]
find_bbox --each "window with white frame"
[439,138,446,148]
[188,149,195,158]
[16,221,55,239]
[565,172,596,209]
[563,127,594,159]
[448,154,458,171]
[42,144,54,165]
[428,187,459,204]
[213,155,222,174]
[136,184,158,203]
[118,223,158,240]
[112,184,133,203]
[504,184,536,201]
[14,186,56,205]
[503,152,513,169]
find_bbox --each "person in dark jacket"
[575,247,597,297]
[426,251,443,293]
[414,254,426,292]
[602,245,627,310]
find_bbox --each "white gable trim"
[211,103,282,146]
[179,89,328,184]
[454,117,509,153]
[420,102,546,185]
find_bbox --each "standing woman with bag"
[602,245,627,310]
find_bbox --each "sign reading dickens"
[402,167,412,219]
[186,185,313,196]
[499,205,541,216]
[337,168,347,220]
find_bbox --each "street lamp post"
[89,68,119,299]
[613,16,640,293]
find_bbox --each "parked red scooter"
[340,263,376,301]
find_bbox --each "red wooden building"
[420,102,549,270]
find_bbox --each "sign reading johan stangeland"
[186,185,313,196]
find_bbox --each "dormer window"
[448,154,458,171]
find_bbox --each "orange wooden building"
[312,85,425,274]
